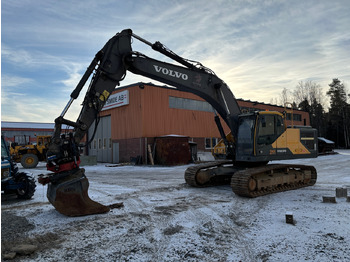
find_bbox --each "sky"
[1,0,350,123]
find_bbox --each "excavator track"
[185,161,239,187]
[231,164,317,197]
[185,162,317,198]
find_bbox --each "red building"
[1,122,72,146]
[88,82,310,164]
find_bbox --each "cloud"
[1,0,350,124]
[1,74,34,88]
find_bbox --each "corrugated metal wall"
[100,85,144,139]
[101,84,228,139]
[100,84,227,140]
[100,83,310,141]
[141,85,226,138]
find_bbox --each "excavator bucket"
[46,168,110,216]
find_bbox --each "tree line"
[274,79,349,149]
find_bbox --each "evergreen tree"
[326,78,349,148]
[310,99,326,137]
[298,99,311,113]
[298,97,326,136]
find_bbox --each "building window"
[286,113,302,121]
[240,107,263,113]
[169,96,214,113]
[98,139,102,150]
[205,138,218,149]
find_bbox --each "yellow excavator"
[38,29,317,216]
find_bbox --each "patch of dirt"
[1,212,35,243]
[163,225,184,235]
[1,212,62,261]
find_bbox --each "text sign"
[102,90,129,111]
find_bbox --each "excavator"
[38,29,318,216]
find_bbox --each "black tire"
[16,173,36,199]
[21,154,39,168]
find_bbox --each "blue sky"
[1,0,350,123]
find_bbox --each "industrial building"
[87,82,310,164]
[1,122,72,144]
[2,82,310,165]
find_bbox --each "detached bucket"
[47,168,110,216]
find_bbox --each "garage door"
[88,116,112,163]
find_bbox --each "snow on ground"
[1,150,350,261]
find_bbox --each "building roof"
[1,121,55,130]
[318,137,335,144]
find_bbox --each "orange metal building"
[89,82,310,164]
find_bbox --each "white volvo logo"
[153,65,188,80]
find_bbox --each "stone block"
[80,155,97,166]
[286,211,294,224]
[336,187,348,198]
[322,196,336,203]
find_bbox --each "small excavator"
[38,29,317,216]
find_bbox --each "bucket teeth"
[47,168,110,216]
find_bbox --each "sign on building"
[102,90,129,111]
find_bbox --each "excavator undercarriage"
[185,162,317,197]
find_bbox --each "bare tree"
[293,80,325,108]
[269,97,279,106]
[279,87,290,106]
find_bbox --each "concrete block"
[322,196,336,203]
[336,187,348,198]
[80,155,97,166]
[286,211,294,224]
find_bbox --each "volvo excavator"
[38,29,318,216]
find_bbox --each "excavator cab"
[235,111,318,163]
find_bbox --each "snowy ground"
[1,150,350,261]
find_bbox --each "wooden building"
[88,82,310,164]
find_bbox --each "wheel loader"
[10,135,51,168]
[38,29,317,216]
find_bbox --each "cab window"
[257,114,284,145]
[236,116,255,155]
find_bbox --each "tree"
[310,98,326,137]
[293,80,324,108]
[297,98,325,136]
[298,99,311,113]
[326,78,349,148]
[279,87,290,106]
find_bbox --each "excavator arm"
[46,29,241,174]
[39,29,242,216]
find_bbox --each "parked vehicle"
[10,135,51,168]
[1,135,36,199]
